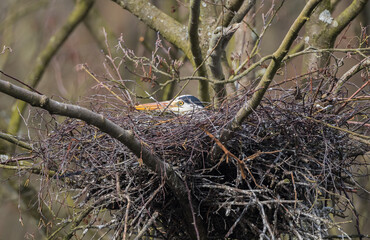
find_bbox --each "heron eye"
[178,100,184,106]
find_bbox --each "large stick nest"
[32,85,369,239]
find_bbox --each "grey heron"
[135,95,204,114]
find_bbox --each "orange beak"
[135,101,174,111]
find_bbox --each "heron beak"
[135,101,173,111]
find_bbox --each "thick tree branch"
[208,0,256,103]
[303,0,368,72]
[189,0,209,102]
[329,0,368,38]
[0,78,207,240]
[111,0,190,60]
[207,24,240,106]
[210,0,322,161]
[221,0,245,27]
[8,0,95,135]
[228,0,256,25]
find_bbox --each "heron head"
[135,95,204,114]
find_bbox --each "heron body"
[135,95,204,114]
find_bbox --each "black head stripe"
[178,95,204,107]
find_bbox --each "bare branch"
[333,58,370,96]
[207,24,240,106]
[0,78,207,240]
[111,0,190,60]
[211,0,322,161]
[189,0,210,102]
[229,0,256,25]
[329,0,369,39]
[0,131,32,150]
[221,0,245,27]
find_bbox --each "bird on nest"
[135,95,204,114]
